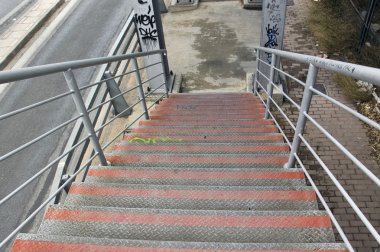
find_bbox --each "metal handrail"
[0,9,170,248]
[0,49,165,84]
[254,46,380,250]
[257,47,380,87]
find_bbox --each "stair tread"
[13,234,348,252]
[38,206,335,243]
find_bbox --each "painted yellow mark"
[128,136,183,144]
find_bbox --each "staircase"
[11,93,347,251]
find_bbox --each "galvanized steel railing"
[254,46,380,251]
[0,11,169,248]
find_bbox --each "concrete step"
[12,234,349,252]
[85,166,306,186]
[138,119,274,127]
[65,183,318,211]
[38,206,336,243]
[158,99,263,106]
[123,134,285,144]
[150,114,266,120]
[106,153,288,168]
[130,127,279,135]
[150,109,266,116]
[112,143,289,155]
[155,104,266,111]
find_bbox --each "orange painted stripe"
[155,105,265,110]
[87,169,304,180]
[151,109,266,115]
[131,127,278,134]
[139,120,274,127]
[112,145,289,153]
[11,240,348,252]
[124,135,284,142]
[150,115,265,120]
[106,155,288,165]
[69,186,316,201]
[45,209,332,228]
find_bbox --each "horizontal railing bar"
[293,154,355,252]
[273,66,306,87]
[0,150,98,249]
[87,85,140,114]
[299,134,380,244]
[79,61,160,92]
[0,49,166,84]
[256,47,380,87]
[256,90,292,148]
[258,81,297,131]
[0,134,90,208]
[0,114,83,162]
[144,82,166,98]
[141,72,164,85]
[79,76,114,92]
[95,98,142,134]
[310,87,380,131]
[304,112,380,187]
[256,69,271,82]
[0,91,74,121]
[147,93,167,111]
[256,57,272,68]
[269,81,301,110]
[102,110,146,150]
[138,61,162,71]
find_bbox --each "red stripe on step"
[155,105,265,110]
[139,120,274,127]
[112,145,289,153]
[69,186,316,201]
[124,135,284,142]
[150,115,265,120]
[45,209,331,228]
[10,240,349,252]
[87,169,304,180]
[131,127,278,134]
[151,109,266,115]
[106,155,288,165]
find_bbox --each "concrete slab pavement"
[0,0,64,69]
[162,1,261,93]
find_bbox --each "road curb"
[0,0,64,70]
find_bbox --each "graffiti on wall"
[135,0,158,50]
[261,0,286,64]
[264,24,279,63]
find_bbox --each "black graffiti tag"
[264,24,279,63]
[138,0,148,4]
[135,5,158,50]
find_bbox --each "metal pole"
[359,0,377,51]
[253,49,260,95]
[151,0,170,77]
[132,58,150,120]
[63,69,108,166]
[285,63,319,168]
[160,52,169,98]
[264,54,277,119]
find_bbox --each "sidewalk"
[0,0,63,69]
[282,1,380,251]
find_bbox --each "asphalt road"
[0,0,132,248]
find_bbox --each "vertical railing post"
[264,54,277,119]
[63,69,108,166]
[160,52,169,98]
[253,49,260,95]
[132,58,150,120]
[285,63,319,168]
